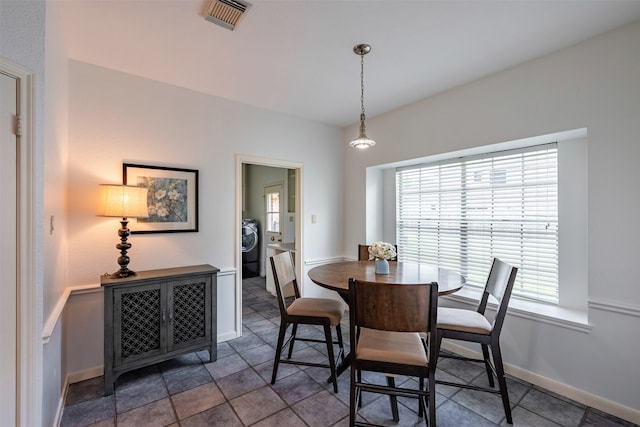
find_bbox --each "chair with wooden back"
[269,251,346,392]
[348,278,439,426]
[436,257,518,424]
[357,243,401,422]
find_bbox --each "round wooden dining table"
[308,260,466,299]
[307,260,466,380]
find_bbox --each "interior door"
[264,184,283,246]
[0,71,18,426]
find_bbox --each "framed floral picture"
[123,163,199,233]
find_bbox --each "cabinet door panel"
[114,284,163,365]
[168,276,211,352]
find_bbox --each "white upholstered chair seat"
[437,307,492,335]
[357,328,428,366]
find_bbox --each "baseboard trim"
[53,376,69,427]
[441,341,640,424]
[59,367,103,426]
[67,365,104,385]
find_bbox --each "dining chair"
[269,251,346,392]
[436,257,518,424]
[357,243,401,420]
[348,278,439,426]
[357,244,398,261]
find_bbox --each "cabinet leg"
[104,374,114,396]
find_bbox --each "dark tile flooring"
[61,276,636,427]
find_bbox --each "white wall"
[343,20,640,420]
[42,8,72,426]
[63,60,345,377]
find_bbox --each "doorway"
[236,156,303,337]
[0,67,18,427]
[1,56,37,426]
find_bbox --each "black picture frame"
[123,163,199,233]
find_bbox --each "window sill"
[441,287,592,333]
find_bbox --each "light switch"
[311,214,317,224]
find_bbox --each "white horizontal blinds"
[396,143,559,304]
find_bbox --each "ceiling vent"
[204,0,252,31]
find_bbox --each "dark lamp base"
[109,269,138,279]
[108,218,138,280]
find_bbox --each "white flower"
[156,206,169,217]
[155,189,167,200]
[368,242,397,261]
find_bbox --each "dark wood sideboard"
[101,264,219,395]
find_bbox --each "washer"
[242,219,260,277]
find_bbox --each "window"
[396,143,558,304]
[265,188,281,233]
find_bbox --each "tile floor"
[61,276,635,427]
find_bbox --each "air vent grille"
[205,0,252,31]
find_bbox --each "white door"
[0,71,18,426]
[264,184,283,245]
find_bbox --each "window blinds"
[396,143,558,304]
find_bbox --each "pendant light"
[349,43,376,149]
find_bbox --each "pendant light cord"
[360,53,366,120]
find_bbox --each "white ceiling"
[56,0,640,127]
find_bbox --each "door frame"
[235,154,303,337]
[1,57,40,427]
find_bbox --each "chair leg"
[271,322,288,384]
[428,373,436,427]
[350,366,358,426]
[287,323,299,359]
[336,324,345,362]
[481,343,495,387]
[323,324,339,393]
[418,377,436,427]
[417,376,424,417]
[491,342,513,424]
[386,376,400,421]
[357,370,363,408]
[435,329,444,358]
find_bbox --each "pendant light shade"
[349,117,376,149]
[349,44,376,149]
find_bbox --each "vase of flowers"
[368,242,396,274]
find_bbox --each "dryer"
[242,219,260,277]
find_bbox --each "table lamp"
[97,184,149,278]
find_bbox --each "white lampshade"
[96,184,149,218]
